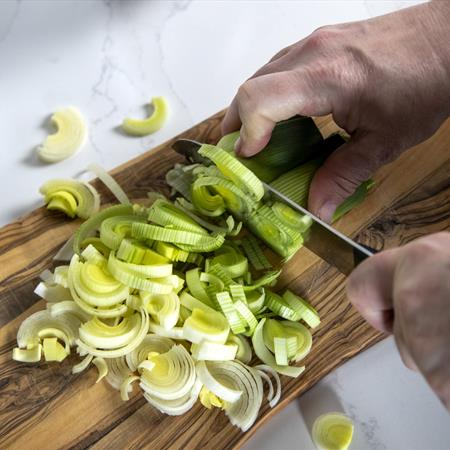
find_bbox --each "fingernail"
[317,201,336,223]
[234,137,242,155]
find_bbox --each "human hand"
[221,2,450,221]
[347,232,450,411]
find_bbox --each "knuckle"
[236,80,263,121]
[307,26,337,50]
[236,81,255,106]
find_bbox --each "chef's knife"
[172,138,374,275]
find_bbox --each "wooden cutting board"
[0,110,449,450]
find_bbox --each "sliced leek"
[40,179,100,219]
[252,319,305,377]
[93,357,108,383]
[43,337,68,362]
[332,179,375,222]
[87,163,131,205]
[122,96,169,136]
[73,204,134,255]
[13,114,358,433]
[76,308,149,358]
[37,106,87,163]
[199,386,225,409]
[312,413,354,450]
[12,344,42,363]
[198,144,264,201]
[191,341,238,361]
[183,308,230,344]
[139,345,195,400]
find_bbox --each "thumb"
[309,131,388,221]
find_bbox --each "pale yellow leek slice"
[40,179,100,219]
[199,386,224,409]
[72,354,93,374]
[43,337,68,362]
[37,106,87,163]
[12,344,42,363]
[120,375,140,401]
[122,97,169,136]
[312,412,354,450]
[92,357,108,383]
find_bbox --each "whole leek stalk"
[217,116,324,182]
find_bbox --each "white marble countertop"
[0,1,448,449]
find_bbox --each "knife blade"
[172,138,373,275]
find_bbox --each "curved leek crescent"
[312,413,354,450]
[40,179,100,219]
[122,96,169,136]
[37,106,87,163]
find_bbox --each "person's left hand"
[347,232,450,411]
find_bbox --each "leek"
[198,144,264,201]
[37,106,87,163]
[183,308,230,344]
[332,179,375,222]
[218,115,324,182]
[40,179,100,219]
[122,96,169,136]
[312,413,354,450]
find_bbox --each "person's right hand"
[221,1,450,222]
[347,232,450,412]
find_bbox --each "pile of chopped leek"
[14,116,367,436]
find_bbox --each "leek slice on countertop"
[312,412,354,450]
[122,97,169,136]
[37,106,87,163]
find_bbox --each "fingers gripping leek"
[37,106,87,163]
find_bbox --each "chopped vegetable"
[217,116,324,182]
[37,106,87,163]
[122,96,169,136]
[87,163,130,205]
[40,179,100,219]
[14,115,373,433]
[332,179,375,222]
[312,412,354,450]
